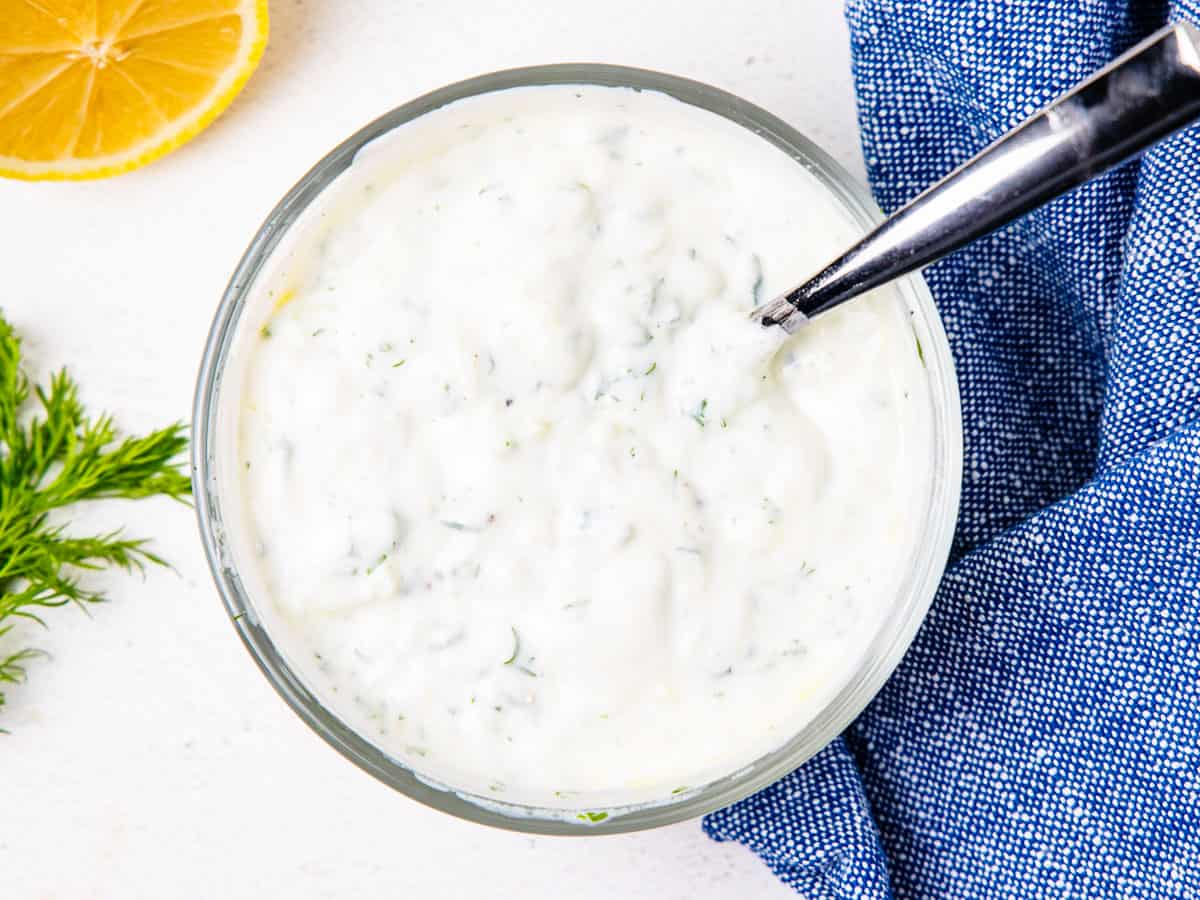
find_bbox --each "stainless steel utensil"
[757,20,1200,333]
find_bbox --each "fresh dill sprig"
[0,312,191,716]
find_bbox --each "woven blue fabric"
[704,2,1200,896]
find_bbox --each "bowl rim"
[192,62,963,835]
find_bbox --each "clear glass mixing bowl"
[193,64,962,835]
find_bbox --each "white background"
[1,2,861,896]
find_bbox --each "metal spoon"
[757,21,1200,333]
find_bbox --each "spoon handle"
[759,20,1200,333]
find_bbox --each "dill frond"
[0,312,190,715]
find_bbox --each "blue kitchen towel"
[705,1,1200,897]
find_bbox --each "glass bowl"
[192,64,962,835]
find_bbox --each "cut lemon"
[0,0,268,180]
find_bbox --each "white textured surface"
[0,2,859,896]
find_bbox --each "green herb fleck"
[441,520,486,533]
[751,253,764,306]
[644,361,657,375]
[259,324,272,339]
[578,811,609,823]
[721,418,728,429]
[913,328,926,367]
[392,359,406,368]
[671,786,688,795]
[691,399,709,428]
[503,626,520,665]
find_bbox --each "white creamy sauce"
[231,85,934,810]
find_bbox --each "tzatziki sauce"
[229,84,935,811]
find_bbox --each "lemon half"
[0,0,268,180]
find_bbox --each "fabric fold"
[705,740,893,898]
